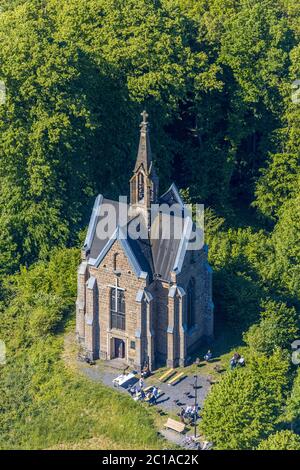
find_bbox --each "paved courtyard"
[58,326,213,449]
[78,359,211,416]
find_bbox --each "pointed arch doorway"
[114,338,125,359]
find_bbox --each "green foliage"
[254,154,300,220]
[206,225,270,331]
[0,0,299,272]
[220,0,290,105]
[270,190,300,297]
[0,247,164,450]
[200,349,291,449]
[257,430,300,450]
[285,369,300,434]
[0,0,299,451]
[29,295,63,338]
[0,248,79,350]
[244,300,299,355]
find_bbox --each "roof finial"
[140,110,149,130]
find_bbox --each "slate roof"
[150,211,183,281]
[83,184,194,282]
[85,197,134,261]
[159,183,185,207]
[126,221,154,280]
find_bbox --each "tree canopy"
[200,350,291,450]
[0,0,299,271]
[0,0,299,450]
[257,430,300,451]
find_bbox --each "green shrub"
[29,294,63,338]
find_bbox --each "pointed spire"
[134,110,152,173]
[130,111,159,209]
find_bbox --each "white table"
[113,372,136,388]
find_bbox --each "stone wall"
[150,280,168,365]
[177,246,214,354]
[89,240,148,368]
[76,261,88,342]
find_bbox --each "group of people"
[128,378,159,405]
[230,352,245,369]
[178,404,199,424]
[203,349,246,371]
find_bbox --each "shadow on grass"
[206,358,220,364]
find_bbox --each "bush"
[29,294,63,338]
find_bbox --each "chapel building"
[76,112,214,370]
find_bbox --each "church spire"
[134,110,152,173]
[130,111,159,209]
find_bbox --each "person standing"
[152,386,159,404]
[238,356,245,367]
[179,407,185,423]
[139,377,144,390]
[230,356,237,370]
[204,350,212,362]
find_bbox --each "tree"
[200,350,290,449]
[254,153,300,221]
[0,0,221,273]
[270,190,300,297]
[0,1,93,269]
[244,299,299,355]
[285,369,300,434]
[0,0,299,278]
[257,430,300,450]
[218,0,292,202]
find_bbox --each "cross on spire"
[140,110,149,132]
[141,110,148,124]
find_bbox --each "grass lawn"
[1,308,245,450]
[0,323,173,450]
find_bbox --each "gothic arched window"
[187,278,196,329]
[110,286,125,330]
[138,172,144,201]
